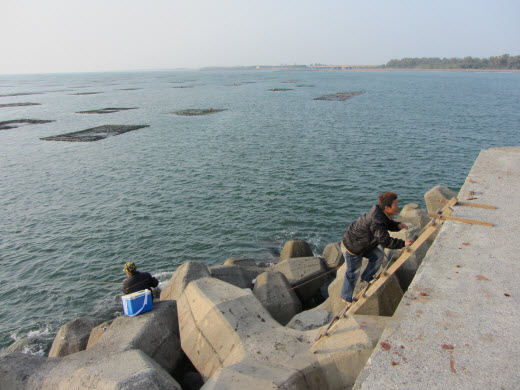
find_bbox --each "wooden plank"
[427,214,494,227]
[437,198,496,209]
[310,197,458,354]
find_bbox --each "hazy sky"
[2,0,519,74]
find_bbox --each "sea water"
[1,69,519,354]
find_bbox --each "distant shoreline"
[202,65,520,73]
[360,67,520,73]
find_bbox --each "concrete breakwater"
[1,185,462,389]
[355,146,520,390]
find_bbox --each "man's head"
[123,262,137,275]
[379,192,399,215]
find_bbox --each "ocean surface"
[1,69,519,354]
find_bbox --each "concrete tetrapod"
[326,263,404,316]
[253,270,302,325]
[86,300,182,374]
[0,301,182,390]
[177,277,389,389]
[278,239,314,262]
[0,349,181,390]
[209,264,264,290]
[160,261,211,302]
[271,256,330,302]
[48,317,99,357]
[321,242,346,269]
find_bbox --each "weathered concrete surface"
[177,277,389,389]
[0,349,181,390]
[160,261,211,302]
[279,239,314,262]
[0,352,61,390]
[423,186,458,244]
[271,256,330,302]
[86,319,113,349]
[424,185,457,214]
[209,264,255,289]
[386,223,431,291]
[48,317,98,357]
[0,301,182,389]
[321,241,346,269]
[253,271,302,325]
[355,146,520,389]
[326,263,404,317]
[87,300,182,374]
[223,257,257,267]
[398,203,430,229]
[286,308,332,331]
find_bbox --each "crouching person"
[122,261,160,298]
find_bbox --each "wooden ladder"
[311,196,493,354]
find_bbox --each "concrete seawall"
[3,146,518,389]
[355,146,520,389]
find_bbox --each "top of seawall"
[356,146,520,389]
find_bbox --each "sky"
[1,0,519,74]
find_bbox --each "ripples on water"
[1,70,519,353]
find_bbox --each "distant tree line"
[385,54,520,70]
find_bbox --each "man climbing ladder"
[340,192,414,306]
[312,196,493,353]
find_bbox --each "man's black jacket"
[342,205,405,256]
[122,271,159,294]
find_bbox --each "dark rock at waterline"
[0,119,54,130]
[0,103,41,108]
[40,124,149,142]
[268,88,293,91]
[171,108,226,116]
[76,107,138,114]
[313,91,364,101]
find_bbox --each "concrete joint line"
[184,289,225,366]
